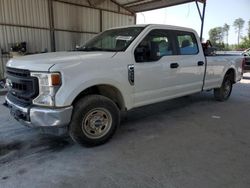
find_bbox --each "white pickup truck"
[4,24,244,146]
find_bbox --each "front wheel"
[69,95,120,147]
[214,75,233,101]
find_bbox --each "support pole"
[195,0,206,42]
[195,0,202,19]
[48,0,56,52]
[200,0,206,42]
[100,10,103,32]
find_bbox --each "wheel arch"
[225,68,236,83]
[72,84,126,111]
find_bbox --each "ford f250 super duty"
[4,24,244,146]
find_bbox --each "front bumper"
[4,96,73,128]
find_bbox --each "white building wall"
[0,0,50,53]
[102,11,135,31]
[0,0,135,78]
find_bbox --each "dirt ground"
[0,74,250,188]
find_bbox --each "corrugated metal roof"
[112,0,205,13]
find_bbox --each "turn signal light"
[51,73,61,86]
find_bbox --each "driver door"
[133,29,179,107]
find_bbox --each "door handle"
[197,61,204,66]
[170,63,179,69]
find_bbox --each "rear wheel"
[214,75,233,101]
[69,95,120,147]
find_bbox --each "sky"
[136,0,250,44]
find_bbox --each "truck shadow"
[0,92,214,164]
[123,92,214,123]
[0,136,73,165]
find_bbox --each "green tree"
[238,37,250,49]
[223,23,230,46]
[208,28,217,44]
[233,18,245,45]
[248,20,250,39]
[209,27,224,44]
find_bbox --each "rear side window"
[176,32,199,55]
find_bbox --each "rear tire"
[214,75,233,101]
[69,95,120,147]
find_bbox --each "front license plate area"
[8,104,28,121]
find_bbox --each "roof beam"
[110,0,135,14]
[89,0,106,6]
[122,0,156,7]
[129,0,195,12]
[114,0,205,13]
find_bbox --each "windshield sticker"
[116,36,133,41]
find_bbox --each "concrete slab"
[0,75,250,188]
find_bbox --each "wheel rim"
[223,80,231,98]
[82,108,112,139]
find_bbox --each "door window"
[134,30,174,62]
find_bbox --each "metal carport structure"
[111,0,207,40]
[0,0,206,79]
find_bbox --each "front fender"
[55,77,133,110]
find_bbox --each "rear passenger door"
[172,30,205,94]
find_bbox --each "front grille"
[6,68,30,77]
[6,67,39,105]
[12,82,27,91]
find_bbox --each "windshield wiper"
[77,46,104,51]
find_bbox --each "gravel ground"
[0,74,250,188]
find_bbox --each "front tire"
[214,75,233,101]
[69,95,120,147]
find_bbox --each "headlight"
[31,72,61,106]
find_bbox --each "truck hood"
[7,51,116,71]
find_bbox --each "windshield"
[79,27,144,52]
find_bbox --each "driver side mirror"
[134,46,147,62]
